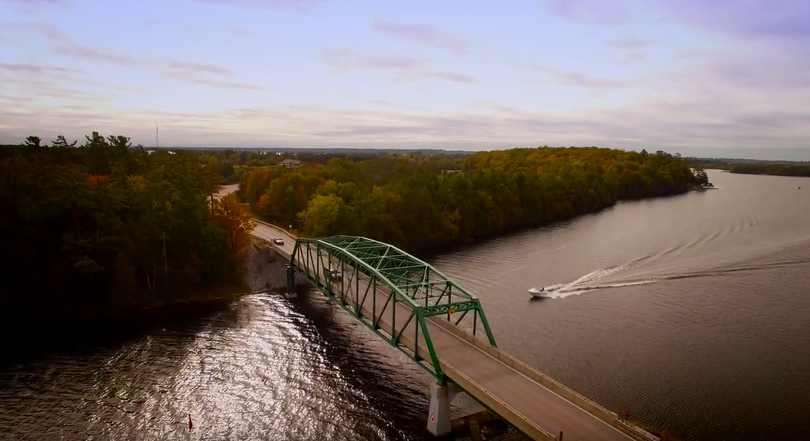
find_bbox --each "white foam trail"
[533,262,661,299]
[542,279,660,299]
[558,265,631,289]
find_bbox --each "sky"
[0,0,808,157]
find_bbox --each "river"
[1,170,808,441]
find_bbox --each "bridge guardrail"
[428,318,660,440]
[344,269,557,441]
[251,218,296,238]
[438,360,557,441]
[251,235,270,244]
[611,418,660,441]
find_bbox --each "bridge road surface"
[250,223,635,441]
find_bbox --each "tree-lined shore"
[686,157,810,177]
[0,135,254,324]
[0,135,706,324]
[239,147,705,253]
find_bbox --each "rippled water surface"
[432,170,810,441]
[2,170,809,441]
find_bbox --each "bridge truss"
[288,235,497,382]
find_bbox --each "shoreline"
[254,186,700,260]
[0,283,251,347]
[0,242,298,348]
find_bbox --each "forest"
[0,134,254,323]
[0,136,706,323]
[685,157,810,177]
[239,147,706,254]
[729,163,810,177]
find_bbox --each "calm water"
[2,170,809,441]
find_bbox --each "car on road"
[272,238,284,245]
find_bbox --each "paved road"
[247,221,638,441]
[215,184,240,199]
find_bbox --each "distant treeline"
[728,163,810,177]
[168,147,415,185]
[0,135,254,323]
[239,147,705,254]
[685,157,810,177]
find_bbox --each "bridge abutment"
[427,381,461,436]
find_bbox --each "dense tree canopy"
[685,157,810,177]
[0,134,254,322]
[239,147,702,253]
[729,163,810,177]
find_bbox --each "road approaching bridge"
[248,219,660,441]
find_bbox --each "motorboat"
[528,287,548,298]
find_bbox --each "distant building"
[279,159,302,168]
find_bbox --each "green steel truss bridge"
[289,235,497,383]
[250,221,659,441]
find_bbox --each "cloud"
[0,21,263,91]
[53,40,144,67]
[2,95,810,152]
[542,0,633,26]
[321,48,425,72]
[164,60,233,76]
[604,36,652,66]
[224,26,254,38]
[147,20,256,39]
[0,62,113,105]
[538,1,810,99]
[606,36,655,50]
[552,71,626,88]
[529,65,630,89]
[160,71,264,90]
[543,0,809,41]
[0,63,79,76]
[158,60,263,90]
[650,0,810,40]
[372,19,469,56]
[706,55,810,91]
[189,0,329,12]
[424,71,478,83]
[321,48,477,83]
[0,0,70,14]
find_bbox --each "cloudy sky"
[0,0,808,156]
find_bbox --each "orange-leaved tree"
[213,194,255,264]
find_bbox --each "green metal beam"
[288,235,500,381]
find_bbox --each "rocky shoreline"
[242,243,308,293]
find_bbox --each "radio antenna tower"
[155,123,160,149]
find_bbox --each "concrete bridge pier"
[427,381,462,436]
[284,262,298,299]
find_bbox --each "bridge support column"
[426,381,460,437]
[284,262,297,299]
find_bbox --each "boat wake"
[531,255,810,299]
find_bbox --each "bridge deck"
[252,223,638,441]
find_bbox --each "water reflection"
[0,293,442,441]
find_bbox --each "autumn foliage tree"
[213,194,255,265]
[240,147,702,254]
[0,133,253,322]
